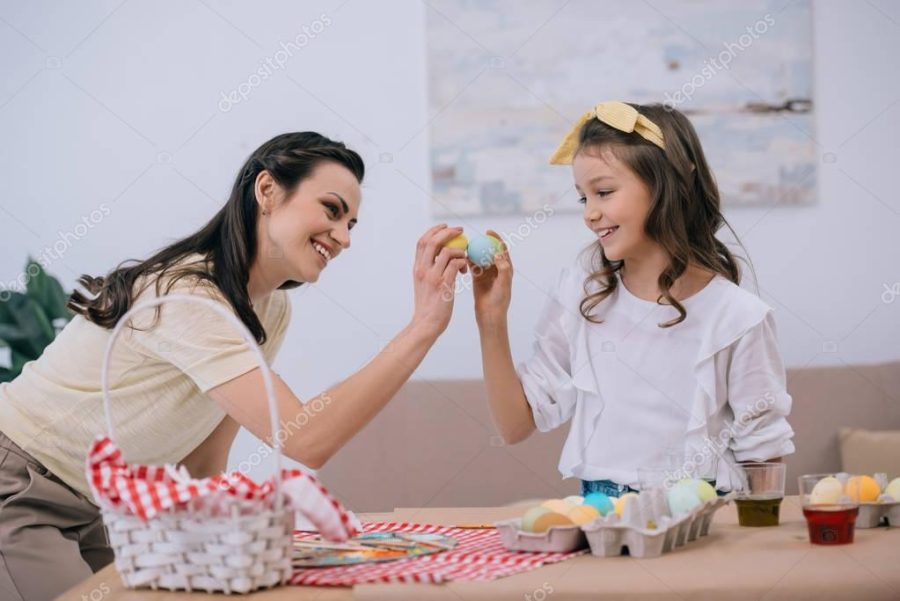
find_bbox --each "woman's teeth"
[312,241,332,262]
[599,226,619,239]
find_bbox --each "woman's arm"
[471,231,536,444]
[208,224,469,469]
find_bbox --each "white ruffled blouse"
[518,263,796,492]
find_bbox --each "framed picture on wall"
[425,0,815,217]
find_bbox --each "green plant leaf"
[10,345,29,375]
[0,339,31,381]
[1,294,53,358]
[25,258,72,322]
[0,291,28,324]
[0,338,10,370]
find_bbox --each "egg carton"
[494,518,588,553]
[581,489,736,558]
[854,496,900,528]
[811,473,900,529]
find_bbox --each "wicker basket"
[95,293,293,594]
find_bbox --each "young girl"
[0,132,468,600]
[472,101,795,499]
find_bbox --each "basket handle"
[100,293,284,510]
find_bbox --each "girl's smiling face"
[573,147,655,263]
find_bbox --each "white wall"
[1,0,898,478]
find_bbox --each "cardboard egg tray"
[816,474,900,529]
[495,490,735,558]
[495,518,588,553]
[581,489,735,558]
[855,496,900,528]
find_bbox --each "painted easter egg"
[531,511,574,533]
[567,504,600,525]
[678,478,718,503]
[466,233,500,267]
[884,477,900,502]
[444,233,469,250]
[615,492,640,516]
[583,492,615,516]
[667,484,701,516]
[809,476,843,505]
[521,506,551,532]
[540,499,573,515]
[845,475,881,503]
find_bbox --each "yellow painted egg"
[678,478,717,503]
[614,492,639,516]
[532,511,574,533]
[444,234,469,250]
[541,499,573,515]
[810,476,843,505]
[566,504,600,525]
[884,478,900,502]
[845,475,881,503]
[694,480,718,502]
[520,506,551,532]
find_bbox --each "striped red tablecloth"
[290,522,586,586]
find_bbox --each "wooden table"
[59,497,900,600]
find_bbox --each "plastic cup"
[735,462,785,527]
[798,473,859,545]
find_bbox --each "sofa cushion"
[839,428,900,477]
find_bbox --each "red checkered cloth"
[290,522,587,585]
[86,435,357,541]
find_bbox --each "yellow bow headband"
[548,101,665,165]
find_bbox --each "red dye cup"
[798,474,860,545]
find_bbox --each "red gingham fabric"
[290,522,586,586]
[86,435,357,540]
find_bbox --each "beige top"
[0,255,291,499]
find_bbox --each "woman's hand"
[409,224,468,337]
[472,229,512,328]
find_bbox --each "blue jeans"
[581,479,728,497]
[581,479,640,497]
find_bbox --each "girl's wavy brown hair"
[577,103,746,327]
[68,132,364,345]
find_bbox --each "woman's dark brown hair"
[68,132,364,344]
[577,103,745,327]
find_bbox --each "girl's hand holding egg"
[465,229,512,327]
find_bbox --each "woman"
[0,132,469,600]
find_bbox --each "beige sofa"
[319,362,900,512]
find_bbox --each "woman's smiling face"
[257,160,362,284]
[573,146,655,263]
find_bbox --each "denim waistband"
[581,478,727,497]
